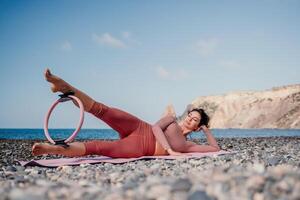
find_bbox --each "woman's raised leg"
[44,68,142,138]
[32,142,86,157]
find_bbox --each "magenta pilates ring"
[44,91,84,145]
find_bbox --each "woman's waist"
[154,134,188,154]
[139,123,157,156]
[154,141,168,156]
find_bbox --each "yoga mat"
[18,150,236,168]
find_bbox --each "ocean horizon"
[0,128,299,140]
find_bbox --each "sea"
[0,129,299,140]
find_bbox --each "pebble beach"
[1,137,300,200]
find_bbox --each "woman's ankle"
[60,82,73,94]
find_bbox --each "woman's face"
[183,111,201,131]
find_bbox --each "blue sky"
[0,0,299,128]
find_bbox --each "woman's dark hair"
[188,108,210,128]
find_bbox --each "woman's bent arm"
[201,125,219,149]
[184,141,220,153]
[152,125,172,151]
[152,127,184,156]
[152,115,176,151]
[183,126,220,153]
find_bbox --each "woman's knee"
[83,141,99,155]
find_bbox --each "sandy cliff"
[182,84,300,129]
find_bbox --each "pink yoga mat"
[18,150,236,167]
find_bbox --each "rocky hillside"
[181,84,300,129]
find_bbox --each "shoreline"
[1,137,299,199]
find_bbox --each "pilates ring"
[44,91,84,146]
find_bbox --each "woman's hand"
[200,125,209,132]
[167,148,185,156]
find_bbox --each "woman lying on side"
[32,69,220,158]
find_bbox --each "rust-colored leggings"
[83,102,156,158]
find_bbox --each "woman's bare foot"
[32,143,61,156]
[44,68,96,112]
[44,68,71,93]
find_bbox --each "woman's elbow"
[152,125,161,133]
[152,125,158,131]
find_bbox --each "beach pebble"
[252,162,265,174]
[6,165,17,172]
[57,165,73,174]
[253,192,264,200]
[15,166,25,172]
[246,175,265,191]
[267,156,281,166]
[171,178,192,192]
[171,191,189,200]
[188,190,212,200]
[146,184,172,200]
[271,179,293,195]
